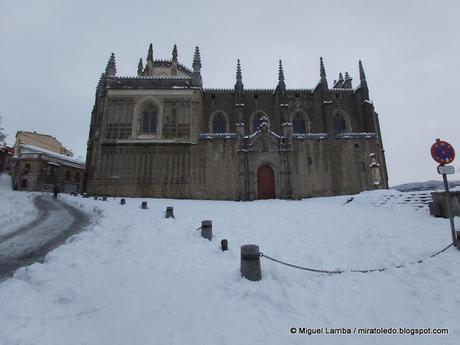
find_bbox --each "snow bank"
[0,190,459,344]
[0,174,38,237]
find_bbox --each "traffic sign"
[437,165,455,175]
[431,139,455,165]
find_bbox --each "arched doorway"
[257,165,275,199]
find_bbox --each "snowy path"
[0,195,90,279]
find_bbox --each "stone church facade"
[84,44,388,200]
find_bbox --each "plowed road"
[0,195,89,280]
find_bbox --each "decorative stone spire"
[359,60,367,88]
[334,72,344,88]
[342,71,353,88]
[105,53,116,76]
[193,46,201,71]
[191,46,202,87]
[278,59,288,127]
[147,43,153,62]
[236,59,242,80]
[278,59,286,89]
[320,56,328,89]
[235,59,243,91]
[96,73,105,94]
[137,58,143,76]
[143,43,155,76]
[171,44,178,76]
[320,57,326,79]
[234,59,244,123]
[172,44,178,62]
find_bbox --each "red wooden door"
[257,165,275,199]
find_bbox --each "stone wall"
[87,135,382,200]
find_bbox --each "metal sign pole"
[431,139,457,248]
[441,172,457,247]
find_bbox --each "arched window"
[253,113,265,132]
[292,112,307,134]
[212,112,226,133]
[334,112,348,133]
[142,104,157,134]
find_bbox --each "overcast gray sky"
[1,0,459,185]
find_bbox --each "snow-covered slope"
[0,190,459,344]
[0,174,38,237]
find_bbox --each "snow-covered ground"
[0,174,38,237]
[0,187,459,344]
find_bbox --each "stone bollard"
[102,196,107,201]
[240,244,262,281]
[221,239,228,251]
[141,201,148,209]
[201,220,212,241]
[120,198,126,205]
[166,206,174,218]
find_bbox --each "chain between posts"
[259,243,454,274]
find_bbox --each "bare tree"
[0,115,6,143]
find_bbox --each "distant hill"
[391,180,460,192]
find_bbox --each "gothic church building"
[84,44,388,200]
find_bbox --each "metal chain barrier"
[259,242,454,274]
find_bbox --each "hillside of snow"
[0,188,459,344]
[392,179,460,192]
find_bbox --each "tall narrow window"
[212,112,226,133]
[142,104,157,134]
[292,112,307,134]
[163,108,177,139]
[334,113,347,133]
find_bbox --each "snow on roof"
[46,161,61,167]
[19,144,85,166]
